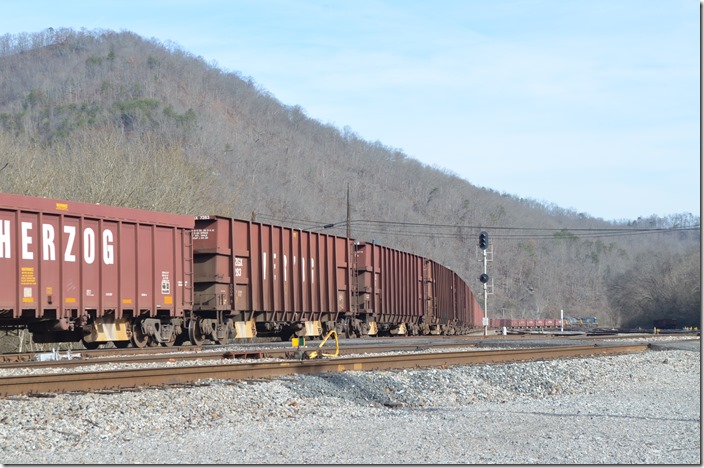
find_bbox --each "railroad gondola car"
[0,192,194,348]
[192,215,483,340]
[0,193,484,348]
[191,215,352,341]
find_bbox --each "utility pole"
[346,184,351,239]
[346,184,354,323]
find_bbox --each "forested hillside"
[0,29,699,327]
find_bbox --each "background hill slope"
[0,29,699,327]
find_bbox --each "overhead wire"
[349,222,698,242]
[254,214,700,242]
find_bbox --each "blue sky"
[1,0,700,221]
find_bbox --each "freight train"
[486,317,599,330]
[488,319,562,329]
[0,193,484,348]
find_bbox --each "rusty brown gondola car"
[194,217,483,339]
[0,192,194,348]
[0,193,484,347]
[192,215,352,341]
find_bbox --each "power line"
[253,214,700,242]
[349,219,699,233]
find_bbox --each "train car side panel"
[354,242,425,333]
[193,216,350,336]
[0,193,194,344]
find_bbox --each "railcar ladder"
[183,230,194,308]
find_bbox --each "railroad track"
[4,330,694,365]
[0,340,478,369]
[0,338,478,369]
[4,330,691,365]
[0,343,649,397]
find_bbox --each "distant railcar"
[653,318,677,329]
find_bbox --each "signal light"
[479,273,489,283]
[479,231,489,250]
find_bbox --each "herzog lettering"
[0,220,115,265]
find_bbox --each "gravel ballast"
[0,343,699,464]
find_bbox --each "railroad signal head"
[479,231,489,250]
[479,273,489,283]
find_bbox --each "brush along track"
[0,343,649,397]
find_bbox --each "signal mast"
[478,231,492,336]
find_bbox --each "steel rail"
[0,337,479,363]
[0,341,478,369]
[0,343,648,397]
[4,330,690,364]
[0,345,201,363]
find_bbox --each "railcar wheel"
[114,340,130,349]
[174,333,187,346]
[188,319,205,346]
[352,320,362,338]
[81,339,100,350]
[214,334,230,346]
[214,320,233,345]
[131,321,149,348]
